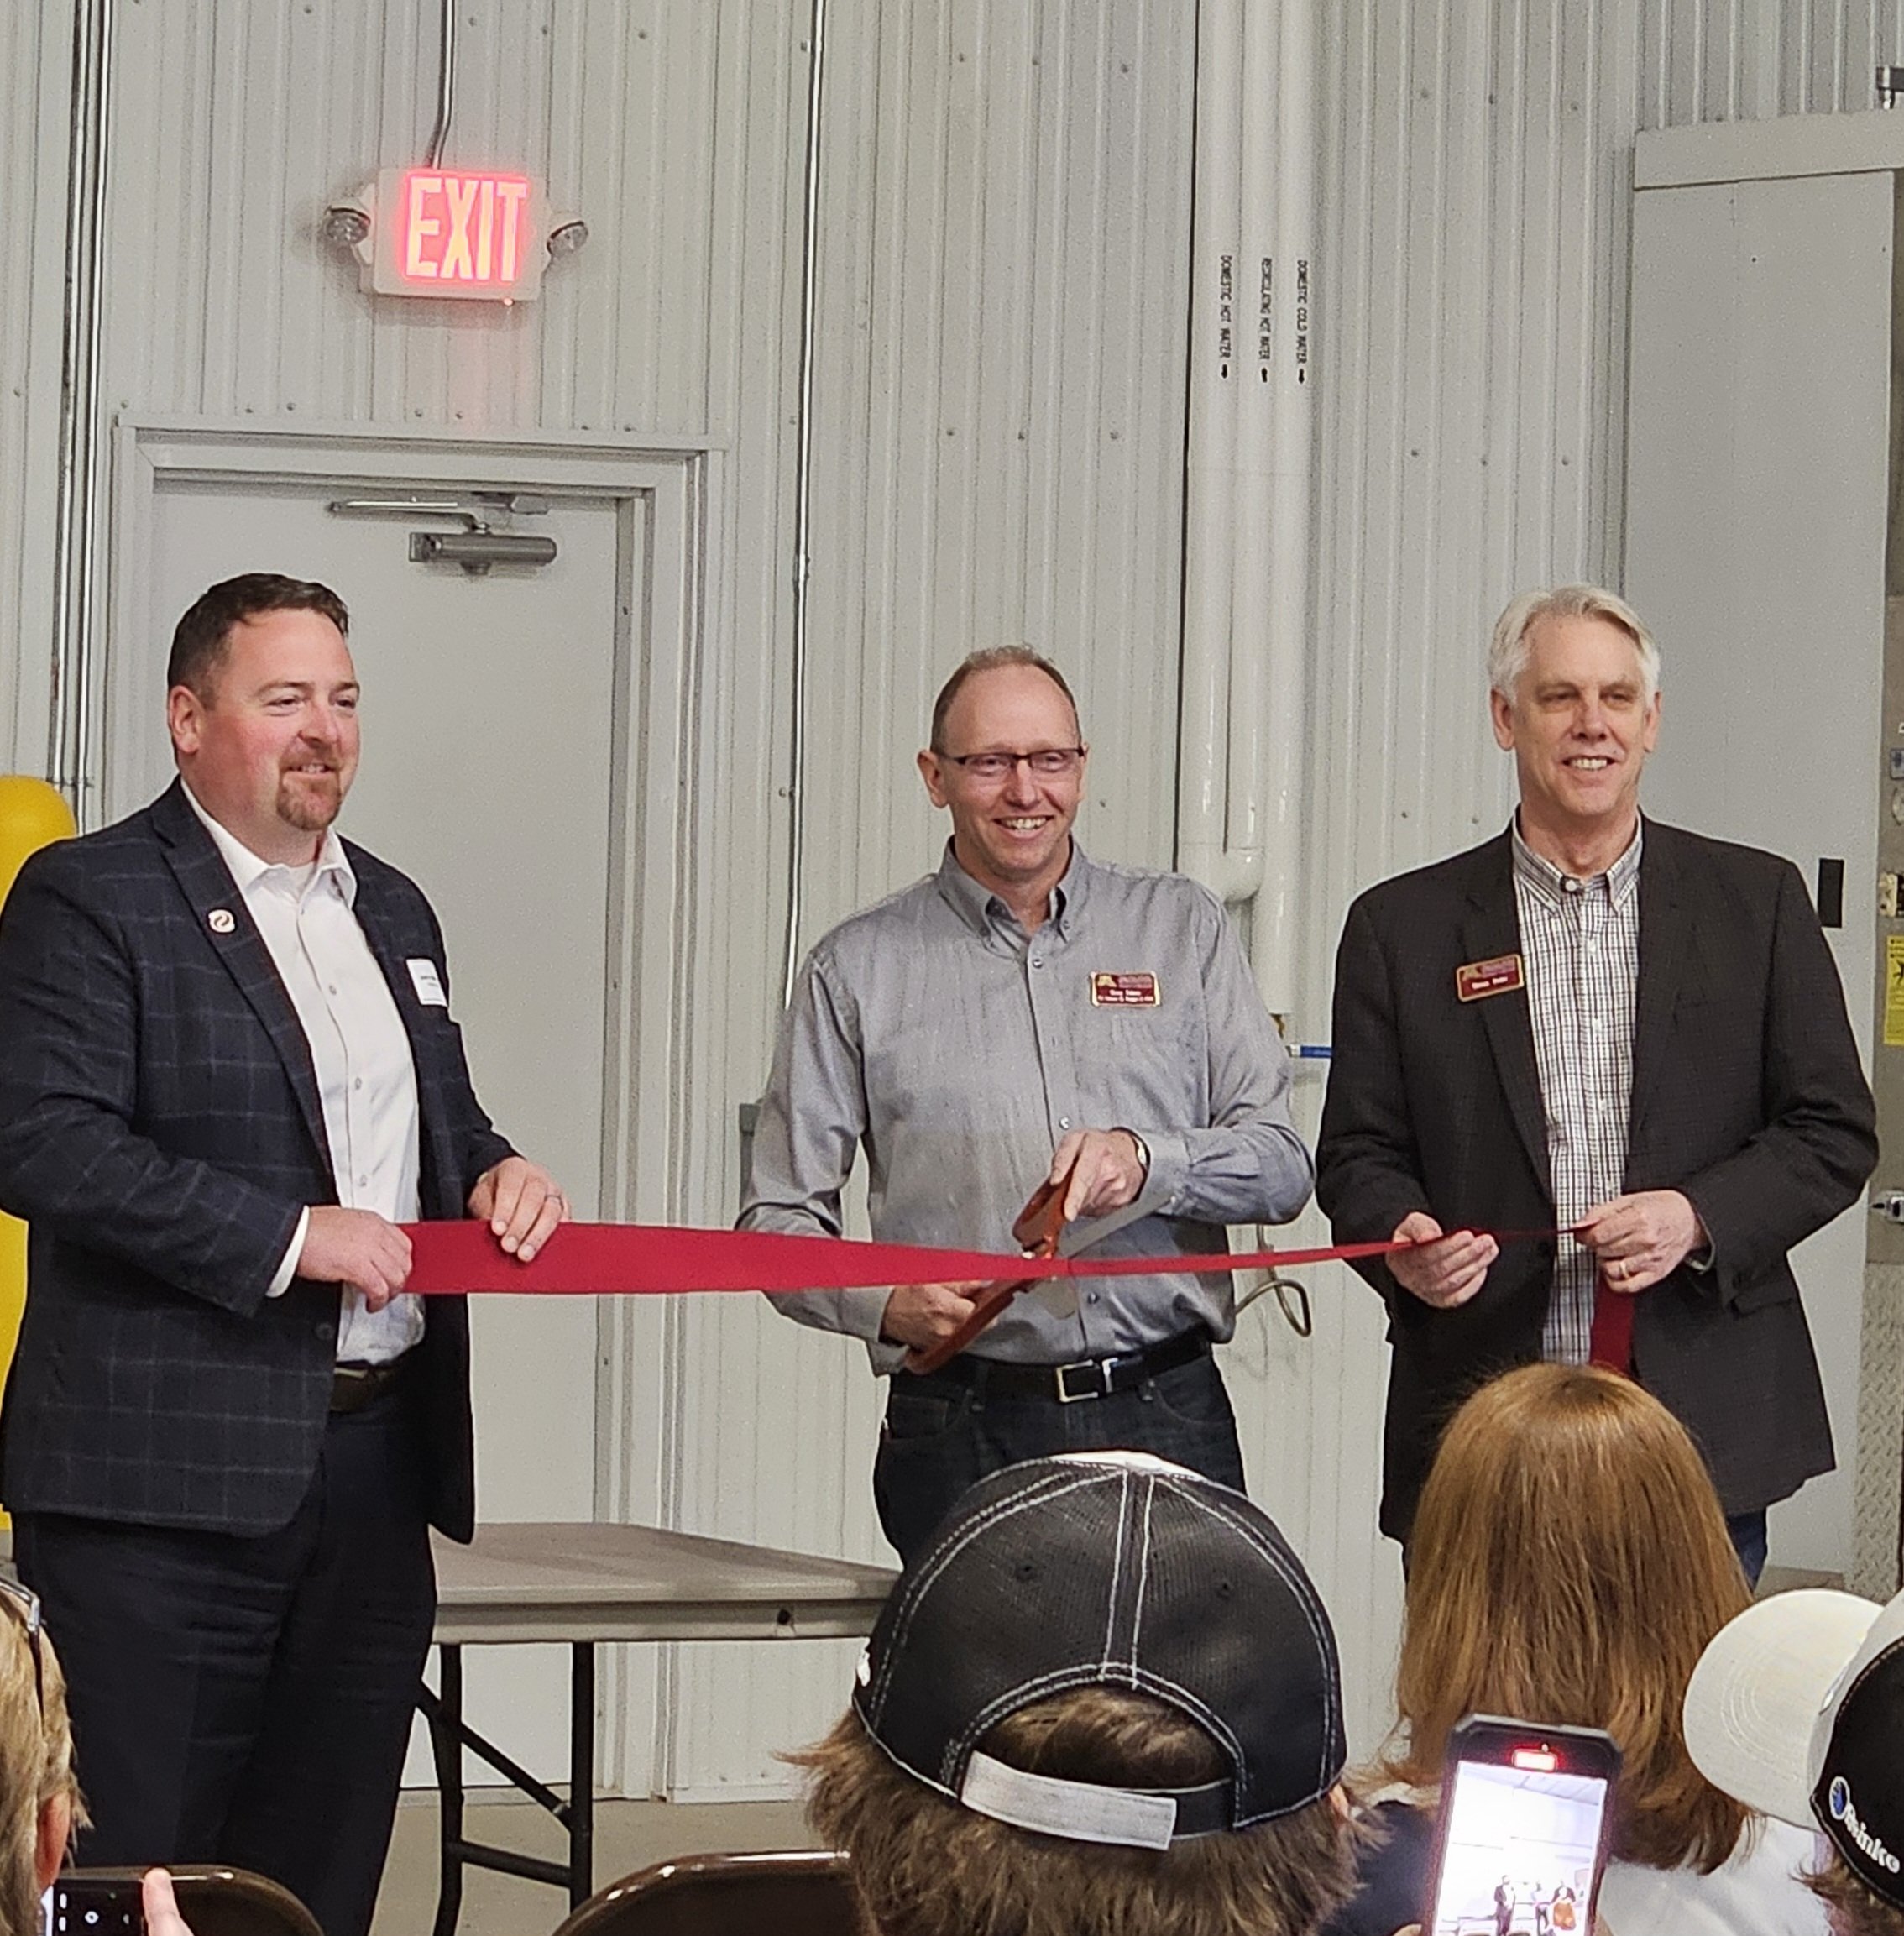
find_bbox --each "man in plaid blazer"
[1316,584,1875,1570]
[0,575,565,1936]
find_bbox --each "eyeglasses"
[0,1576,44,1717]
[938,747,1086,782]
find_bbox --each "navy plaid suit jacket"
[0,780,513,1538]
[1316,820,1878,1541]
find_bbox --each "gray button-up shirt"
[740,841,1313,1372]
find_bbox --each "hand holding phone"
[1422,1715,1621,1936]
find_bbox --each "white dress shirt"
[184,783,423,1364]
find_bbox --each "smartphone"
[42,1879,144,1936]
[1422,1714,1622,1936]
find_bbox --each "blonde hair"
[1386,1364,1750,1872]
[0,1601,82,1936]
[797,1687,1354,1936]
[1488,584,1660,706]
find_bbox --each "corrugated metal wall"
[3,0,1902,1799]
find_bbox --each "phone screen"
[41,1881,144,1936]
[1426,1754,1609,1935]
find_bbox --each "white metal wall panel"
[6,0,1904,1806]
[664,0,1201,1798]
[0,6,72,773]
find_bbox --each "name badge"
[1455,953,1525,1002]
[1091,971,1160,1007]
[407,958,448,1007]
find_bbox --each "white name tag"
[407,958,448,1007]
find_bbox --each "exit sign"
[367,167,550,302]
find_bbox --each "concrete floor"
[370,1792,814,1936]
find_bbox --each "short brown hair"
[1386,1363,1750,1872]
[1809,1852,1904,1935]
[167,573,351,700]
[797,1688,1354,1936]
[928,647,1080,753]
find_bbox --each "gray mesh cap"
[851,1452,1347,1850]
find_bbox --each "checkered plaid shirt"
[1512,819,1642,1363]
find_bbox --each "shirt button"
[1030,957,1044,969]
[327,984,338,996]
[1059,1117,1072,1130]
[353,1078,363,1091]
[358,1174,369,1187]
[316,1321,334,1341]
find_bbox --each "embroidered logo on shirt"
[1091,972,1160,1007]
[407,958,448,1007]
[1455,953,1525,1002]
[207,908,236,934]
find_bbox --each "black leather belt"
[330,1356,413,1415]
[904,1328,1211,1405]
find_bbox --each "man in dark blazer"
[0,575,565,1936]
[1316,583,1875,1570]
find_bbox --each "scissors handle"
[903,1162,1074,1376]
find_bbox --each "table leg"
[428,1644,466,1936]
[568,1640,595,1908]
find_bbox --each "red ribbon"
[400,1219,1420,1296]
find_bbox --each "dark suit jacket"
[0,780,514,1539]
[1316,819,1877,1540]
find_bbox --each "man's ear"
[1488,686,1517,752]
[168,683,204,759]
[917,748,951,810]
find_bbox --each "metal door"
[126,474,632,1784]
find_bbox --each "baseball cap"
[1683,1586,1904,1905]
[851,1452,1346,1851]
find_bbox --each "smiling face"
[1492,611,1660,868]
[917,663,1085,909]
[168,605,361,865]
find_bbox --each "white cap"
[1682,1588,1898,1829]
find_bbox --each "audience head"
[1389,1363,1750,1872]
[1686,1587,1904,1936]
[798,1452,1355,1936]
[0,1581,81,1936]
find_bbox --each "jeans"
[1725,1507,1769,1588]
[871,1346,1247,1565]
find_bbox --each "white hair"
[1488,584,1660,706]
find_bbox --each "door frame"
[105,416,724,1788]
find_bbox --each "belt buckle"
[1054,1358,1113,1404]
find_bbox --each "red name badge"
[1091,971,1161,1007]
[1455,953,1525,1002]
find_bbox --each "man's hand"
[1387,1211,1498,1310]
[1577,1188,1704,1293]
[143,1870,196,1936]
[1051,1128,1148,1221]
[879,1281,986,1351]
[297,1206,412,1311]
[467,1155,567,1262]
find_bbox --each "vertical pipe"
[425,0,457,168]
[1177,0,1255,900]
[1250,0,1316,1013]
[48,0,113,820]
[780,0,828,1007]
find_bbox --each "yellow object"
[0,778,76,1525]
[1888,935,1904,1049]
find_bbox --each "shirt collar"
[1510,814,1643,912]
[181,777,356,905]
[934,838,1090,939]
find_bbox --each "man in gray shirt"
[741,647,1313,1560]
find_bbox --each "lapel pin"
[208,908,236,934]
